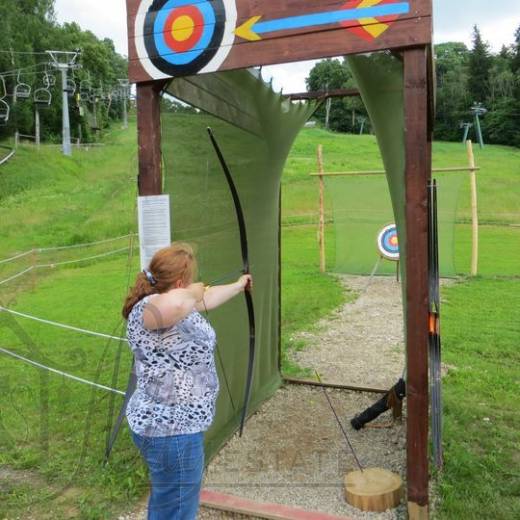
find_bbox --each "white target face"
[377,223,400,261]
[135,0,237,80]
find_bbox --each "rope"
[0,250,34,266]
[0,247,130,286]
[0,306,126,342]
[0,266,34,286]
[38,234,137,252]
[0,346,125,396]
[35,246,129,267]
[0,234,137,265]
[0,147,15,166]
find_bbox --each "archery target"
[136,0,237,79]
[377,224,399,260]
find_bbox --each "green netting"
[161,69,316,459]
[346,53,408,289]
[329,172,464,277]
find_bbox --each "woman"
[122,242,252,520]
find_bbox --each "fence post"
[317,144,326,273]
[466,140,479,276]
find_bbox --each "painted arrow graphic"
[234,2,410,41]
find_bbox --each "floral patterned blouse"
[125,295,219,437]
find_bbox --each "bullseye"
[164,6,204,53]
[377,224,399,261]
[138,0,235,78]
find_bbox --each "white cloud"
[262,60,320,95]
[54,0,128,56]
[434,16,519,52]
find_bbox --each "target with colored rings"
[377,224,399,261]
[137,0,236,79]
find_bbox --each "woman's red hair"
[122,242,197,319]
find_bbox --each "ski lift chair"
[0,100,10,124]
[0,76,9,123]
[79,79,92,99]
[14,71,31,99]
[66,78,76,97]
[43,72,56,88]
[34,87,52,108]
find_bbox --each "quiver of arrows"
[350,378,406,430]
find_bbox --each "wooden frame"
[127,0,432,83]
[127,0,434,517]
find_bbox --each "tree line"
[0,0,128,144]
[307,26,520,147]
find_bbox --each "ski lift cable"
[0,61,50,77]
[0,49,49,56]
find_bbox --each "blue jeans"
[131,431,204,520]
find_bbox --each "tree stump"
[344,467,403,512]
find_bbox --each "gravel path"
[292,275,406,390]
[120,275,409,520]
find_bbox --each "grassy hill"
[0,122,519,519]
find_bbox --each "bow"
[428,179,443,469]
[207,127,256,437]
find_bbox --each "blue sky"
[54,0,520,92]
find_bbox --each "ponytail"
[122,271,157,319]
[122,242,197,319]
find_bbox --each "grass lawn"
[438,278,520,519]
[0,122,518,518]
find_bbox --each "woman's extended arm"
[143,283,205,330]
[195,274,252,312]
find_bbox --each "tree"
[468,25,492,104]
[434,42,470,141]
[510,25,520,146]
[306,58,368,133]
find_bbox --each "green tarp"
[347,54,408,287]
[161,70,316,458]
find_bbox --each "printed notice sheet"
[137,195,171,270]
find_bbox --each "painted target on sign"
[377,224,399,261]
[136,0,237,79]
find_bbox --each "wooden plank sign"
[127,0,432,83]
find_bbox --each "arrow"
[235,3,410,41]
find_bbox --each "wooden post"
[30,248,37,291]
[404,47,431,520]
[35,108,40,150]
[466,140,479,276]
[317,144,326,273]
[136,82,167,196]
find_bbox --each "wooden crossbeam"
[309,166,480,177]
[285,88,360,101]
[284,377,386,394]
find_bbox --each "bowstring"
[202,154,236,413]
